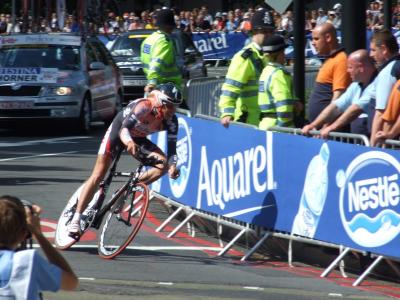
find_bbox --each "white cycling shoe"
[67,219,82,236]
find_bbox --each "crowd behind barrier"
[2,1,400,60]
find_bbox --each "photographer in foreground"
[0,195,78,299]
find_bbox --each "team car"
[0,33,123,132]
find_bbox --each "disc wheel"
[98,182,149,259]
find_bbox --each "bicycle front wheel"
[98,182,149,259]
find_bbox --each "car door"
[85,42,105,117]
[91,40,119,118]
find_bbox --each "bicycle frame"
[90,149,149,229]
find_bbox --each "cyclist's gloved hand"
[168,165,180,179]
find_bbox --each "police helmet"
[155,8,175,27]
[157,83,182,105]
[262,35,287,53]
[251,8,275,30]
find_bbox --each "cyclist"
[67,83,181,236]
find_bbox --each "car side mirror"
[89,62,105,70]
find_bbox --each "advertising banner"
[150,115,400,259]
[192,31,249,60]
[0,68,58,83]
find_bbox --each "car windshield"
[110,35,148,58]
[0,45,81,70]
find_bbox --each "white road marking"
[32,244,222,251]
[0,151,78,162]
[158,282,174,285]
[0,136,89,147]
[79,277,96,281]
[243,286,264,290]
[328,293,343,297]
[40,220,57,239]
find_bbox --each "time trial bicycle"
[55,147,163,259]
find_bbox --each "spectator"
[375,79,400,142]
[0,14,7,34]
[305,11,314,31]
[0,196,78,299]
[302,49,377,138]
[194,13,212,32]
[213,12,225,31]
[369,0,381,19]
[234,8,243,25]
[281,10,293,33]
[219,9,275,127]
[145,13,157,29]
[239,12,251,32]
[368,29,400,146]
[308,23,351,123]
[50,12,58,32]
[180,11,191,32]
[200,6,213,24]
[122,12,131,31]
[316,8,328,26]
[326,10,341,30]
[366,10,376,30]
[310,9,318,29]
[258,35,301,130]
[225,11,239,31]
[129,16,144,30]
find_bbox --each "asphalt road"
[0,123,397,300]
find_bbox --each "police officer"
[258,35,301,130]
[219,8,275,128]
[141,8,181,96]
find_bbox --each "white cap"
[333,3,342,10]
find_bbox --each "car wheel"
[77,97,91,133]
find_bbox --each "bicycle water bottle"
[291,143,330,238]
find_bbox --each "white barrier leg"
[155,206,184,232]
[353,255,384,286]
[240,232,270,261]
[321,247,351,278]
[288,237,293,267]
[167,211,195,238]
[339,245,348,278]
[218,228,247,257]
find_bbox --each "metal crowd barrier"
[186,76,224,117]
[186,70,318,118]
[266,127,400,286]
[148,119,397,286]
[381,139,400,149]
[269,126,370,146]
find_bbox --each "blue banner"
[191,31,249,60]
[150,115,400,259]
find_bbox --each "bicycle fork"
[116,184,145,226]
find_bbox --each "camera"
[20,199,35,250]
[21,199,34,213]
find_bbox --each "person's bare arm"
[320,104,363,139]
[302,102,341,134]
[370,109,385,146]
[27,206,78,291]
[332,89,346,101]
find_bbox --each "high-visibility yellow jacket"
[218,42,267,126]
[140,30,182,87]
[258,62,295,130]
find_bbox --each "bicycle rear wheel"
[98,182,149,259]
